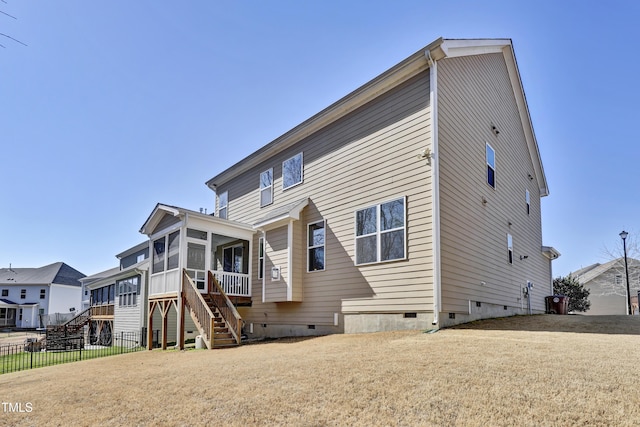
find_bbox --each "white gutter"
[426,50,441,327]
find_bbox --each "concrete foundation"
[344,312,435,334]
[437,300,543,328]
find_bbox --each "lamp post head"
[620,230,629,240]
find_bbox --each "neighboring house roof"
[0,262,85,287]
[84,259,150,291]
[205,37,548,198]
[116,241,149,260]
[572,258,640,283]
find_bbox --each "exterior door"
[223,245,244,273]
[186,242,207,293]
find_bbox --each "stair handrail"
[208,271,243,345]
[48,306,93,333]
[182,269,216,349]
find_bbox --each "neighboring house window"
[486,143,496,188]
[136,253,145,263]
[152,230,180,273]
[20,289,26,299]
[526,190,530,215]
[308,221,326,272]
[615,275,623,285]
[258,237,265,280]
[260,168,273,207]
[355,197,406,265]
[40,289,46,299]
[282,153,303,190]
[218,191,228,219]
[18,309,22,321]
[39,309,44,315]
[507,233,513,264]
[117,276,140,307]
[1,290,7,297]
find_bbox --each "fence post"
[30,345,33,369]
[121,331,123,354]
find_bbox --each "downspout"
[426,50,441,327]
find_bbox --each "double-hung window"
[355,197,406,265]
[282,153,303,190]
[486,143,496,188]
[308,221,325,272]
[260,169,273,207]
[218,191,228,219]
[40,289,46,299]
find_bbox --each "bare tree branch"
[0,32,27,47]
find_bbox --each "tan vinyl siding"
[291,220,303,301]
[217,71,433,326]
[264,225,288,302]
[438,52,550,314]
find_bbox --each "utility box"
[545,295,570,315]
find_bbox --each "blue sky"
[1,1,638,277]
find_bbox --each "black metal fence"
[0,331,143,375]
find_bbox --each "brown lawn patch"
[1,314,640,426]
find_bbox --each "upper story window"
[260,169,273,207]
[258,237,265,279]
[40,289,46,299]
[152,230,180,274]
[308,221,326,272]
[486,143,496,188]
[282,153,303,190]
[20,289,26,299]
[525,190,530,215]
[507,233,513,264]
[355,197,406,265]
[1,290,7,297]
[218,191,228,219]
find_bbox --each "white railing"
[211,270,250,297]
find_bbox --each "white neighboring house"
[79,242,150,342]
[0,262,85,329]
[572,257,640,315]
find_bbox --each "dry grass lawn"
[2,314,640,426]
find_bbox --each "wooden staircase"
[182,270,243,350]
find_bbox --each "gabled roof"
[116,241,149,260]
[139,203,255,237]
[0,262,85,287]
[83,259,150,290]
[205,37,548,197]
[572,257,640,283]
[253,198,309,230]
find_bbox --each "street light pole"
[620,230,632,315]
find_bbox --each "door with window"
[223,245,244,273]
[186,242,207,293]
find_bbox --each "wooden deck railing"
[90,304,114,317]
[183,270,215,349]
[208,271,243,345]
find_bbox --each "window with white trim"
[40,289,46,299]
[526,189,530,215]
[507,233,513,265]
[355,197,406,265]
[117,276,140,307]
[218,191,228,219]
[1,290,7,297]
[308,220,325,272]
[258,237,265,279]
[260,169,273,207]
[282,153,303,190]
[20,289,26,299]
[486,143,496,188]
